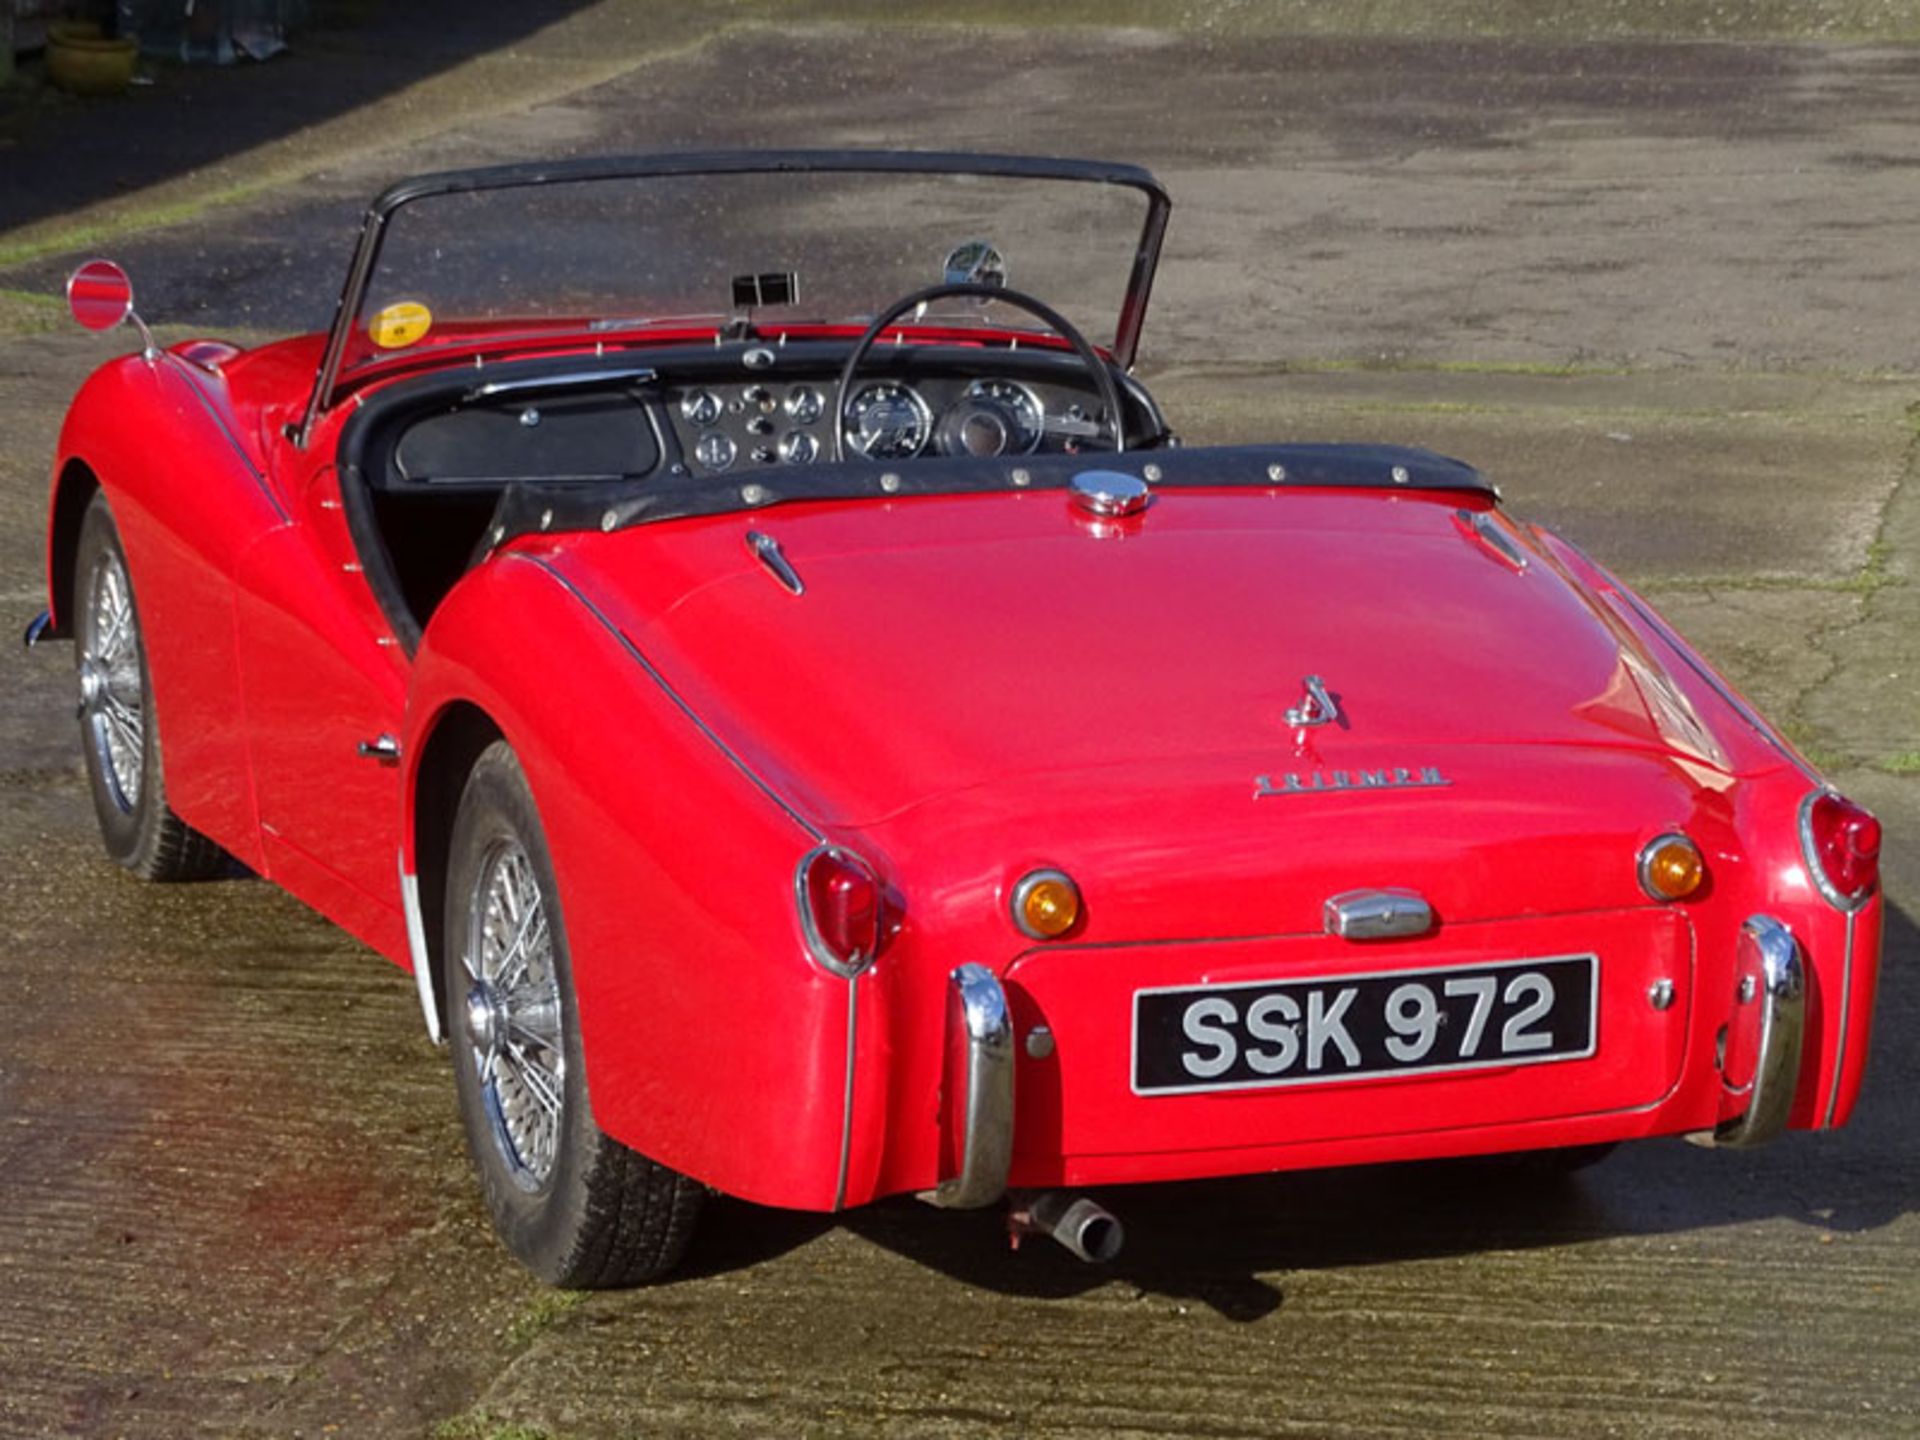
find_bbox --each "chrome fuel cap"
[1069,470,1151,518]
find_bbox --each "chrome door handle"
[356,734,400,765]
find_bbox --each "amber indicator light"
[1638,833,1705,901]
[1013,869,1081,940]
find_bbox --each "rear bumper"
[919,910,1814,1203]
[1712,915,1806,1148]
[923,964,1015,1208]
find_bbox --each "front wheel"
[73,491,227,880]
[444,741,702,1286]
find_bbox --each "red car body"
[35,153,1882,1272]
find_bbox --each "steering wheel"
[831,282,1127,463]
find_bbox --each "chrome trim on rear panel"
[1824,907,1857,1130]
[1715,914,1805,1148]
[1797,788,1867,1126]
[927,964,1015,1209]
[1323,888,1434,940]
[834,974,858,1210]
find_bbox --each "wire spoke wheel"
[444,740,703,1285]
[79,547,145,811]
[463,837,567,1191]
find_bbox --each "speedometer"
[844,382,932,461]
[964,379,1045,454]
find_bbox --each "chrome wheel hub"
[464,980,504,1052]
[78,658,108,709]
[79,551,144,812]
[461,838,566,1190]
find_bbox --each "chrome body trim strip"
[1608,583,1816,783]
[464,365,656,402]
[928,964,1015,1209]
[510,554,822,841]
[1797,788,1867,1127]
[159,353,292,523]
[745,529,805,595]
[399,854,444,1046]
[1715,914,1806,1148]
[834,974,858,1210]
[1824,907,1857,1129]
[22,609,52,650]
[1323,887,1434,940]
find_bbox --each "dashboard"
[668,373,1110,474]
[363,342,1165,498]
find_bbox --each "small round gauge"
[964,379,1045,454]
[779,430,818,465]
[785,385,824,425]
[694,432,737,471]
[680,388,724,426]
[844,382,932,461]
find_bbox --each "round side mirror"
[67,259,135,333]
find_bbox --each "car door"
[233,453,410,958]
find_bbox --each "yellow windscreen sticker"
[370,300,432,349]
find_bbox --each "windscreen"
[342,168,1156,379]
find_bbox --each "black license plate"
[1132,955,1597,1095]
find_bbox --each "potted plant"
[47,3,137,95]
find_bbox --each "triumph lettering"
[1254,765,1452,799]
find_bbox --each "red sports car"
[29,151,1883,1284]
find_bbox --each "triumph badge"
[1254,766,1451,799]
[1284,674,1340,729]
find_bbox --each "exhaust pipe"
[1011,1191,1124,1263]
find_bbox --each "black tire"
[443,741,702,1287]
[73,491,228,881]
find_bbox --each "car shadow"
[678,900,1920,1322]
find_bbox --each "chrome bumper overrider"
[927,963,1015,1208]
[1715,914,1807,1148]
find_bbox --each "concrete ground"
[1,6,1917,1437]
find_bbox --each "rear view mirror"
[67,259,135,332]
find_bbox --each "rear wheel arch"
[411,701,505,1038]
[48,459,102,637]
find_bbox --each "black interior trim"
[334,345,1483,656]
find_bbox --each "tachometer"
[962,378,1045,454]
[844,382,932,461]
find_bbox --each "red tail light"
[797,845,884,976]
[1801,791,1881,910]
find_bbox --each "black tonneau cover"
[483,442,1492,548]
